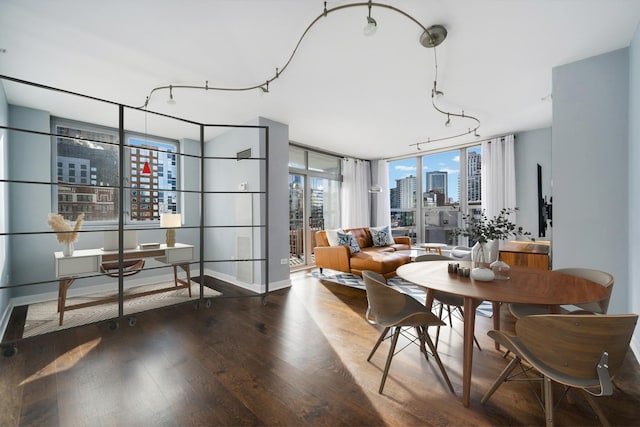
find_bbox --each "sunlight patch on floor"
[19,338,102,386]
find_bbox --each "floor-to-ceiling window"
[388,145,481,246]
[288,145,341,269]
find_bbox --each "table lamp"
[160,213,181,247]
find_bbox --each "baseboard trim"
[201,268,291,294]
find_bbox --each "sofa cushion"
[348,227,373,249]
[349,251,410,275]
[325,228,344,246]
[370,225,394,247]
[337,230,361,254]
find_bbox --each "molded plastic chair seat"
[481,314,638,427]
[363,270,454,394]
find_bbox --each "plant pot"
[62,241,74,257]
[471,240,498,267]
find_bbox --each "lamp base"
[166,229,176,247]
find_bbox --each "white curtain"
[341,158,370,228]
[373,160,391,227]
[481,134,517,219]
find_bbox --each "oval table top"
[396,261,610,306]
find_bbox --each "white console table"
[54,243,195,325]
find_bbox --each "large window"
[388,145,482,245]
[288,145,341,269]
[52,118,178,223]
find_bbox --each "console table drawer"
[164,246,194,264]
[56,255,100,277]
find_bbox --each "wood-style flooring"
[1,271,639,426]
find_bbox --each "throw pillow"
[325,228,344,246]
[370,225,395,246]
[337,230,361,254]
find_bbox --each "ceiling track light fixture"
[138,1,480,147]
[364,0,377,36]
[167,85,176,105]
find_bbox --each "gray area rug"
[23,281,221,338]
[311,270,493,318]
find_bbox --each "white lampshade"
[160,213,182,228]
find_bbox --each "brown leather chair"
[481,314,638,427]
[363,270,454,394]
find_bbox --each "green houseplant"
[454,208,532,280]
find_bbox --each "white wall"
[628,23,640,355]
[514,128,552,244]
[552,48,630,317]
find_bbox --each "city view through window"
[54,120,178,222]
[388,146,482,245]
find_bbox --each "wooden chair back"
[554,268,614,314]
[516,314,637,385]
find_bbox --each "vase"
[471,241,496,281]
[490,259,511,280]
[62,241,74,257]
[471,240,498,267]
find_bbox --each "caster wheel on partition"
[128,316,137,327]
[108,320,119,331]
[205,299,212,309]
[261,296,268,306]
[194,300,201,310]
[2,344,17,358]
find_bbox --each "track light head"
[364,0,377,36]
[167,85,176,105]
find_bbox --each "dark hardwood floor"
[1,271,639,426]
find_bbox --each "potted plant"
[454,208,532,280]
[48,213,84,256]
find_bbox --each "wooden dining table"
[396,260,611,407]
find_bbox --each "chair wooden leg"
[417,326,429,361]
[368,327,390,361]
[379,327,401,393]
[481,356,521,404]
[581,390,611,427]
[543,376,554,427]
[423,330,455,394]
[435,303,444,349]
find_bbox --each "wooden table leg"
[173,263,192,297]
[58,278,75,326]
[462,296,478,407]
[492,302,501,351]
[425,288,435,310]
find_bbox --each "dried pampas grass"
[48,213,84,244]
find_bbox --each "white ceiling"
[1,0,640,160]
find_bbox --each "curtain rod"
[383,133,516,162]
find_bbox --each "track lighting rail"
[138,1,480,148]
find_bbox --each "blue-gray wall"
[552,48,629,317]
[629,23,640,353]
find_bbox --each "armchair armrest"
[314,245,351,273]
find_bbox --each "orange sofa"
[314,227,411,279]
